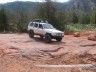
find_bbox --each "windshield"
[43,24,54,29]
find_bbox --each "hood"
[44,29,63,33]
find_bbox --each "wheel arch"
[45,33,52,36]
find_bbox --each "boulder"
[74,32,80,37]
[88,34,96,41]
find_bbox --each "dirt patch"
[78,52,96,63]
[0,33,96,72]
[74,32,80,37]
[88,34,96,41]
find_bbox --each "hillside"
[67,0,96,12]
[0,1,40,12]
[0,0,96,12]
[0,1,68,12]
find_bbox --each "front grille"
[56,33,62,36]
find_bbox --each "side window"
[34,23,38,28]
[30,23,34,26]
[39,24,43,29]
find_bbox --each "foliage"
[71,11,79,24]
[37,0,62,30]
[0,8,9,32]
[56,11,66,30]
[65,24,96,32]
[16,11,28,32]
[79,12,90,24]
[90,10,96,24]
[1,1,96,33]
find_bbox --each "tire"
[56,38,62,42]
[29,30,34,38]
[40,35,43,39]
[45,34,51,43]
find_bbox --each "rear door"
[38,24,44,35]
[33,23,39,34]
[28,22,34,31]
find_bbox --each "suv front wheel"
[45,34,51,43]
[56,38,62,42]
[29,30,34,38]
[40,35,43,39]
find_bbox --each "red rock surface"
[88,33,96,41]
[74,32,80,37]
[0,33,96,72]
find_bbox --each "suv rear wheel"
[56,38,62,42]
[45,34,51,43]
[29,30,34,38]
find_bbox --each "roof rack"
[32,19,48,23]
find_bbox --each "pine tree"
[79,11,90,24]
[90,10,96,24]
[72,11,78,24]
[37,0,58,28]
[0,8,9,32]
[16,11,27,32]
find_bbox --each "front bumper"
[52,33,64,38]
[51,35,64,39]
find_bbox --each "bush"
[65,24,96,32]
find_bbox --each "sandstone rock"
[88,34,96,41]
[74,32,80,37]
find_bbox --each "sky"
[0,0,69,4]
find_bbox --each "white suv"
[28,20,64,43]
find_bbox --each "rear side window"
[34,23,38,28]
[30,23,34,26]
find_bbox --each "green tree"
[0,8,9,32]
[37,0,60,29]
[79,11,90,24]
[90,10,96,24]
[72,11,78,24]
[16,11,27,32]
[56,11,66,30]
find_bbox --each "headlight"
[52,33,64,36]
[62,33,64,36]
